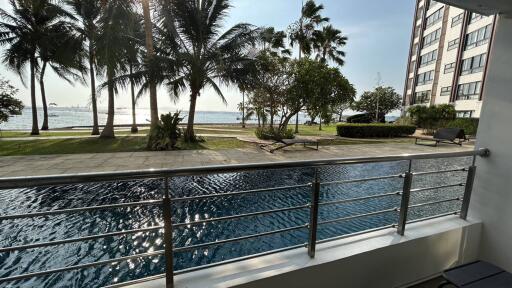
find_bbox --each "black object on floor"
[439,261,512,287]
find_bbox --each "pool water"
[0,157,471,287]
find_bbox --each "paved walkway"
[0,143,473,178]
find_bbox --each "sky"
[0,0,415,112]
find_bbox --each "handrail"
[0,148,490,287]
[0,148,490,189]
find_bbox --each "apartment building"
[402,0,496,118]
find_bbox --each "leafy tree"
[66,0,102,135]
[313,25,347,66]
[0,0,74,135]
[0,77,24,124]
[352,86,402,121]
[156,0,258,142]
[408,104,456,134]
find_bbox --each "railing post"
[397,161,413,236]
[460,165,477,220]
[308,168,320,258]
[162,177,174,288]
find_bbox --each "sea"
[0,107,398,130]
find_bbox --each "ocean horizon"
[0,107,399,130]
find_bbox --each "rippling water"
[0,157,471,287]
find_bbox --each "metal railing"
[0,148,490,287]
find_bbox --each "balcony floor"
[411,276,447,288]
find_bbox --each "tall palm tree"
[38,21,85,130]
[258,27,290,56]
[289,0,329,59]
[95,0,137,138]
[141,0,159,130]
[313,25,347,66]
[288,0,329,133]
[156,0,258,142]
[0,0,72,135]
[66,0,102,135]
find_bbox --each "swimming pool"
[0,157,471,287]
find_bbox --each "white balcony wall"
[471,15,512,270]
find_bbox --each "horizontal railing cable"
[410,183,465,193]
[0,226,163,253]
[319,191,401,207]
[0,251,165,283]
[173,205,310,228]
[412,167,467,176]
[171,184,311,203]
[174,224,308,253]
[408,197,462,209]
[318,208,398,226]
[0,200,163,221]
[316,224,397,245]
[321,174,402,186]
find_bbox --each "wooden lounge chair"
[415,128,467,147]
[438,261,512,287]
[260,138,319,153]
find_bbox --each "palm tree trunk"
[100,67,115,138]
[130,64,138,133]
[40,61,49,131]
[241,91,245,128]
[30,56,39,135]
[141,0,158,127]
[89,45,100,135]
[184,90,198,142]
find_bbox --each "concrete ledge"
[127,217,482,288]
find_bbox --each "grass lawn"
[0,136,253,156]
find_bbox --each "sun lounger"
[415,128,467,147]
[260,138,319,153]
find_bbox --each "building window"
[465,24,492,50]
[413,43,419,54]
[470,13,485,24]
[407,78,413,90]
[416,70,434,86]
[425,7,444,28]
[444,62,455,74]
[457,81,482,100]
[417,7,424,21]
[423,28,441,48]
[457,111,474,118]
[440,86,451,96]
[461,53,487,75]
[415,90,431,104]
[447,38,460,51]
[419,50,438,67]
[451,13,463,27]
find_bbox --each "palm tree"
[38,21,86,131]
[156,0,258,142]
[95,0,137,138]
[313,25,347,66]
[141,0,159,130]
[66,0,102,135]
[0,0,73,135]
[258,27,290,56]
[289,0,329,59]
[288,0,329,133]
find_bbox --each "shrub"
[148,112,184,150]
[446,118,479,136]
[336,124,416,138]
[394,116,414,126]
[255,126,295,140]
[408,104,456,134]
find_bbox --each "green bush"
[394,116,414,126]
[408,104,456,134]
[148,112,184,150]
[336,124,416,138]
[255,126,295,140]
[446,118,479,136]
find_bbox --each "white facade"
[403,0,495,118]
